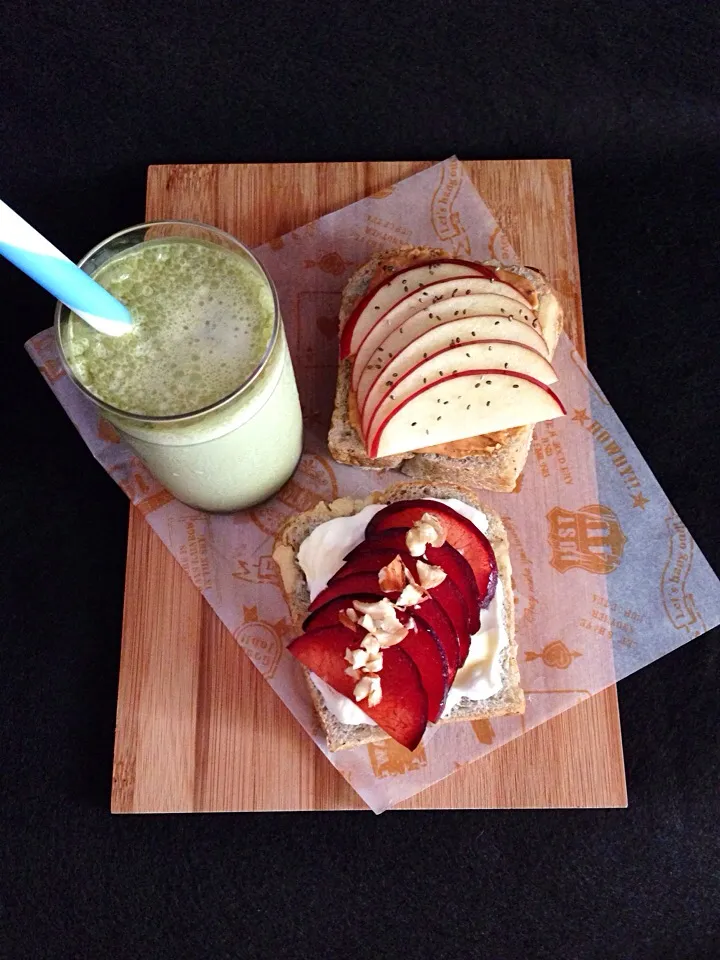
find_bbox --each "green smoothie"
[59,231,303,512]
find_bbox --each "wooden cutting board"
[111,160,627,813]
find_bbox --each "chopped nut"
[363,652,383,674]
[396,582,425,607]
[378,555,406,593]
[353,598,409,648]
[415,559,447,590]
[344,647,369,670]
[344,665,361,680]
[367,676,382,707]
[405,512,446,556]
[353,674,382,706]
[360,635,381,656]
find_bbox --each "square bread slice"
[272,480,524,752]
[328,246,564,492]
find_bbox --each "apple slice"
[355,291,544,408]
[340,260,495,360]
[304,590,461,685]
[368,370,566,459]
[351,276,533,393]
[366,499,498,606]
[345,528,481,634]
[363,340,557,444]
[288,624,428,750]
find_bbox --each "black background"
[1,2,719,958]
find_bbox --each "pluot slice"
[308,572,393,612]
[333,545,471,662]
[340,260,494,360]
[366,499,498,607]
[398,615,449,722]
[288,625,428,750]
[368,370,565,460]
[362,339,558,442]
[303,590,460,685]
[345,528,481,634]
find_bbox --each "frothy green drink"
[58,225,303,512]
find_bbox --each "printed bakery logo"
[547,504,627,575]
[30,330,66,384]
[572,410,650,510]
[363,214,414,251]
[533,420,574,486]
[470,719,495,744]
[303,252,354,277]
[501,514,538,627]
[367,739,427,778]
[487,225,514,264]
[233,605,293,680]
[97,417,121,444]
[168,515,214,591]
[108,456,174,516]
[660,509,706,638]
[430,157,472,257]
[525,641,581,669]
[248,453,338,536]
[233,554,283,591]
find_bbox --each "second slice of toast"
[273,480,524,751]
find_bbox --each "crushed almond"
[353,674,382,707]
[344,665,361,680]
[353,598,409,648]
[378,555,406,593]
[415,559,447,590]
[360,635,381,656]
[344,647,369,670]
[364,652,383,674]
[396,582,425,607]
[405,512,446,556]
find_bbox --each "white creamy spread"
[297,499,509,726]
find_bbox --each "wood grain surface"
[111,160,627,812]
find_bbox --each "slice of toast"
[273,480,524,752]
[328,246,564,492]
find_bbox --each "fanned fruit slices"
[287,499,499,751]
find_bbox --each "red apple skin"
[345,527,481,634]
[339,259,499,359]
[304,590,460,684]
[288,625,428,750]
[366,499,499,608]
[361,337,549,437]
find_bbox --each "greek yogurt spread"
[297,498,509,726]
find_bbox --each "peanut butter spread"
[348,387,515,458]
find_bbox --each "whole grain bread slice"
[328,246,564,492]
[273,480,524,752]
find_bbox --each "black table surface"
[1,2,718,958]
